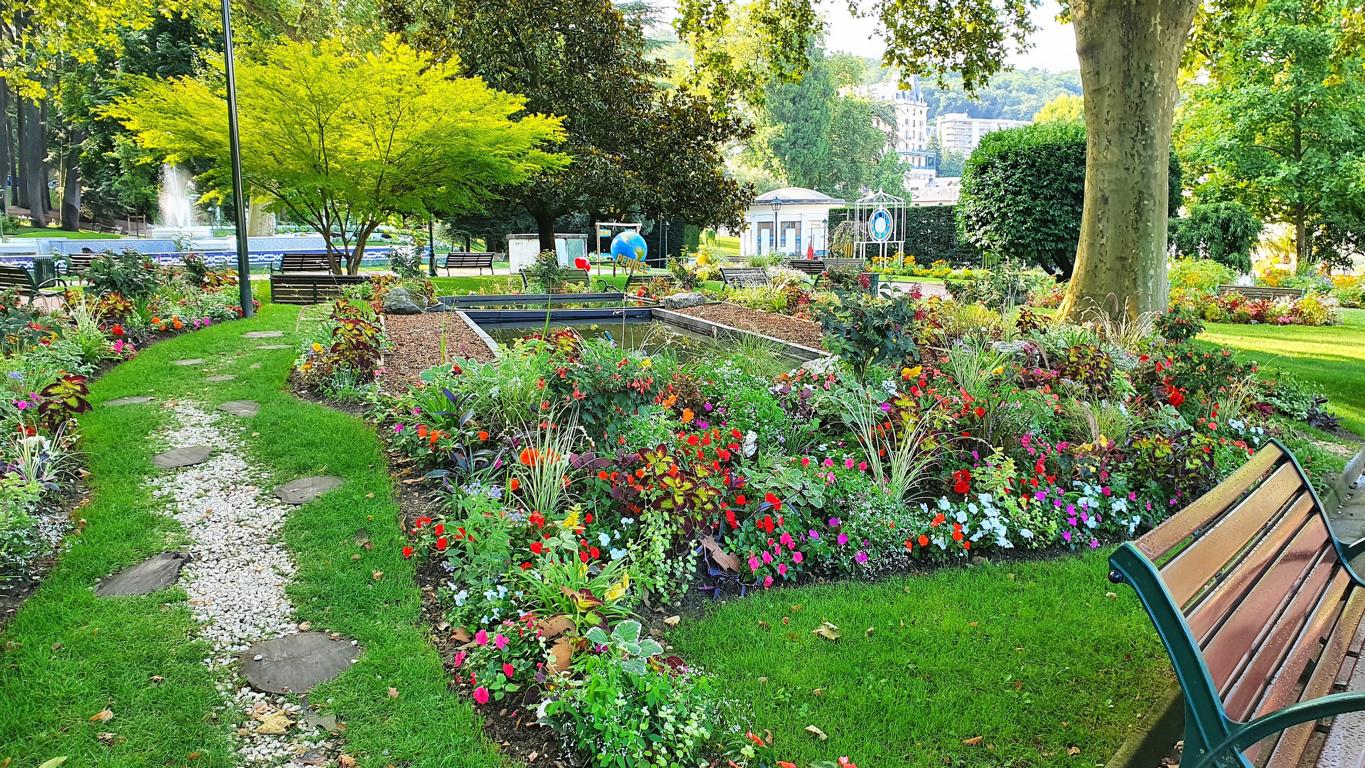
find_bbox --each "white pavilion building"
[741,187,844,258]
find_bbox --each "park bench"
[719,267,771,289]
[519,270,592,292]
[62,249,99,278]
[268,273,370,305]
[0,264,67,303]
[822,257,866,273]
[272,252,333,274]
[440,251,496,276]
[1215,284,1306,302]
[785,259,825,276]
[1109,440,1365,768]
[620,272,680,294]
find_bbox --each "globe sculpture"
[610,230,648,263]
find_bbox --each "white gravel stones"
[149,402,341,765]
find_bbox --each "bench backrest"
[443,252,496,268]
[1112,442,1358,755]
[624,273,679,288]
[823,257,866,272]
[279,253,333,272]
[720,267,771,288]
[785,259,824,275]
[269,273,370,305]
[0,265,37,294]
[1215,284,1306,301]
[66,252,98,274]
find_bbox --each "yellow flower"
[560,509,580,530]
[900,365,922,380]
[991,366,1005,375]
[640,357,652,369]
[604,572,630,603]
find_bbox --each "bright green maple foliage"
[109,35,566,273]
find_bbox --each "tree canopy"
[109,35,567,273]
[1034,93,1083,123]
[1177,0,1365,271]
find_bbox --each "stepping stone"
[243,331,285,338]
[153,444,213,469]
[239,632,359,694]
[172,358,205,366]
[249,363,262,370]
[206,375,236,383]
[256,344,291,350]
[275,476,344,505]
[218,400,260,418]
[105,396,155,407]
[95,551,189,596]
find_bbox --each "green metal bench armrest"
[1185,691,1365,768]
[1342,536,1365,560]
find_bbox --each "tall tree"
[386,0,748,252]
[1177,0,1365,271]
[679,0,1210,320]
[110,36,567,273]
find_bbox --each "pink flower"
[748,556,761,572]
[494,633,508,650]
[800,457,810,467]
[761,551,773,564]
[858,461,867,472]
[472,686,490,705]
[452,650,467,668]
[474,629,489,646]
[763,575,774,588]
[777,563,788,576]
[845,457,855,469]
[503,663,515,678]
[823,457,835,468]
[792,551,804,564]
[836,533,849,546]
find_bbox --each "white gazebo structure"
[741,187,844,258]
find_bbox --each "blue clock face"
[869,208,893,242]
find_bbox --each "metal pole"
[222,0,253,317]
[427,217,437,277]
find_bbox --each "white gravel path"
[150,401,339,766]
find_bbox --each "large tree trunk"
[531,203,555,253]
[0,78,12,209]
[60,127,85,231]
[18,96,48,227]
[1060,0,1198,322]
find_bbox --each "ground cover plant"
[355,280,1349,766]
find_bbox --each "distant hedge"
[828,205,979,265]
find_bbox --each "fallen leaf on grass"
[805,725,828,741]
[371,570,384,581]
[96,733,117,745]
[663,615,681,627]
[812,622,841,641]
[387,687,399,699]
[1067,745,1081,756]
[89,709,114,723]
[37,759,67,768]
[338,756,357,768]
[962,736,984,746]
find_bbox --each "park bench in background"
[1109,440,1365,768]
[620,272,679,294]
[269,273,370,305]
[0,264,66,303]
[519,270,591,292]
[272,252,333,274]
[441,252,496,276]
[719,267,771,289]
[822,257,866,272]
[63,249,99,279]
[785,259,824,276]
[1215,284,1306,301]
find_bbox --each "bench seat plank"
[1136,444,1284,560]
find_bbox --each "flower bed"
[1,251,254,597]
[316,282,1345,767]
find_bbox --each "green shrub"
[85,249,162,301]
[957,121,1180,278]
[816,291,922,379]
[1170,201,1262,273]
[1168,258,1236,300]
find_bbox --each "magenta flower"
[748,556,761,572]
[836,533,849,546]
[452,650,467,668]
[494,633,508,650]
[474,629,489,646]
[855,550,868,564]
[792,551,804,564]
[472,686,490,705]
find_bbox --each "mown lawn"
[6,225,123,239]
[670,551,1170,767]
[1200,307,1365,436]
[0,305,501,767]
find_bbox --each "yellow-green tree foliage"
[110,35,567,273]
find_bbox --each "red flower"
[952,468,972,495]
[433,523,445,536]
[435,536,449,551]
[509,478,521,492]
[918,534,929,547]
[735,494,747,505]
[478,430,489,441]
[764,492,782,511]
[402,545,414,559]
[574,257,591,272]
[503,663,515,678]
[530,541,545,555]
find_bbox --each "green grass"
[1199,307,1365,436]
[670,551,1170,767]
[712,235,740,259]
[0,305,501,767]
[5,225,123,239]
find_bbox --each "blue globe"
[610,230,648,262]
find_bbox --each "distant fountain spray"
[152,164,211,242]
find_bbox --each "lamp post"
[770,198,783,256]
[221,0,253,317]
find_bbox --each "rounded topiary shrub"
[957,121,1180,279]
[1170,201,1262,273]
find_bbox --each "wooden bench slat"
[1165,465,1307,607]
[1136,444,1285,560]
[1263,590,1365,766]
[1202,522,1332,692]
[1223,562,1347,721]
[1187,493,1317,642]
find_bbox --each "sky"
[822,0,1078,71]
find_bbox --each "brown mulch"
[674,302,826,350]
[382,312,496,392]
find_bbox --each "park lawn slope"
[669,551,1170,767]
[0,304,503,767]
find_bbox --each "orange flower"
[519,447,538,466]
[478,430,489,441]
[681,408,694,424]
[508,478,520,492]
